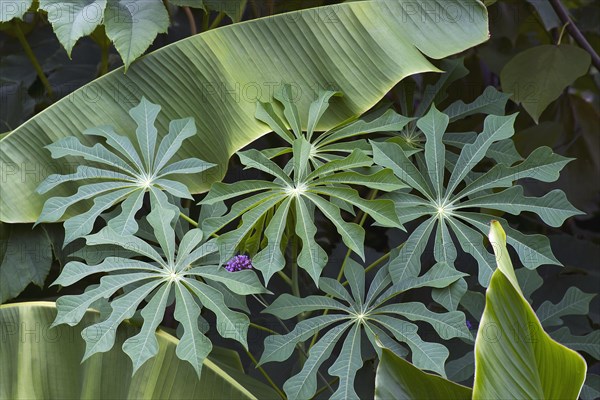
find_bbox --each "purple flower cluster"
[225,254,253,272]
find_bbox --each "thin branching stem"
[13,22,53,98]
[209,12,226,30]
[250,322,279,335]
[549,0,600,70]
[245,349,287,400]
[183,7,197,35]
[179,212,198,227]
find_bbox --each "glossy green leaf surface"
[0,0,489,223]
[473,221,587,400]
[0,302,279,399]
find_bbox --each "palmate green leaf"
[122,282,172,371]
[446,113,518,196]
[284,322,352,400]
[0,302,279,399]
[308,186,401,228]
[387,217,436,283]
[456,212,560,270]
[51,200,265,377]
[375,262,468,308]
[252,197,292,284]
[215,194,286,263]
[261,257,467,399]
[1,0,490,224]
[376,108,577,288]
[328,324,364,400]
[258,315,350,366]
[500,45,591,123]
[316,109,414,148]
[456,186,583,228]
[81,280,164,361]
[454,146,573,200]
[375,302,472,340]
[372,141,435,201]
[204,140,401,284]
[35,97,215,246]
[314,169,406,192]
[446,217,496,287]
[265,294,351,320]
[536,286,596,328]
[186,266,269,296]
[432,278,467,312]
[445,351,475,384]
[418,105,449,197]
[443,86,511,123]
[373,315,449,376]
[442,132,523,167]
[304,193,365,260]
[473,221,587,400]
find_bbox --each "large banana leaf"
[0,0,489,223]
[375,348,472,400]
[373,221,588,400]
[473,221,587,399]
[0,302,279,400]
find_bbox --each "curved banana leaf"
[0,302,279,400]
[375,348,472,400]
[373,221,588,400]
[0,0,489,223]
[473,221,587,400]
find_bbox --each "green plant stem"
[179,212,198,227]
[209,11,225,29]
[277,270,293,287]
[250,322,278,335]
[245,349,286,400]
[13,22,53,98]
[557,22,569,46]
[179,212,222,240]
[202,10,210,32]
[183,7,198,35]
[99,42,109,76]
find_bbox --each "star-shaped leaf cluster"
[202,86,410,285]
[372,105,580,310]
[51,193,267,377]
[36,97,215,245]
[259,260,471,400]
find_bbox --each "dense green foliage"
[0,0,598,399]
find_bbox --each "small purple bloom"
[466,320,473,330]
[225,254,253,272]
